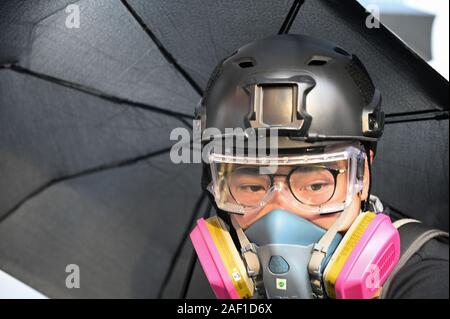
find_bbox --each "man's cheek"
[235,210,262,229]
[337,195,361,232]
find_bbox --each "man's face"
[232,153,372,232]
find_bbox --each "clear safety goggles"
[207,144,366,215]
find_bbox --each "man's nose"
[268,182,294,208]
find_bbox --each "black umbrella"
[0,0,448,298]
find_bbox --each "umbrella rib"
[385,109,447,118]
[385,111,449,124]
[278,0,304,34]
[0,145,174,225]
[157,191,208,299]
[120,0,204,97]
[0,63,195,120]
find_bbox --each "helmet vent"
[236,58,255,68]
[307,56,331,66]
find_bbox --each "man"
[191,34,448,299]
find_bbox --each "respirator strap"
[230,215,261,279]
[308,206,352,299]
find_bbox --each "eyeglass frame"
[226,164,347,208]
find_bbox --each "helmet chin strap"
[308,204,354,299]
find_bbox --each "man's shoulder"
[385,233,449,299]
[376,197,449,299]
[415,235,449,262]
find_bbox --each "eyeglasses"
[227,164,347,208]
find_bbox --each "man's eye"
[305,182,330,192]
[239,185,266,192]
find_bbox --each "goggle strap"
[363,143,372,212]
[308,205,353,298]
[230,215,261,279]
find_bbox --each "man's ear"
[360,150,374,201]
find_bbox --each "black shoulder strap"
[381,219,449,299]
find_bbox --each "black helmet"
[197,34,384,151]
[198,34,384,212]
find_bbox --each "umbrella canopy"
[0,0,448,298]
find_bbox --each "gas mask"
[244,209,342,298]
[190,144,400,299]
